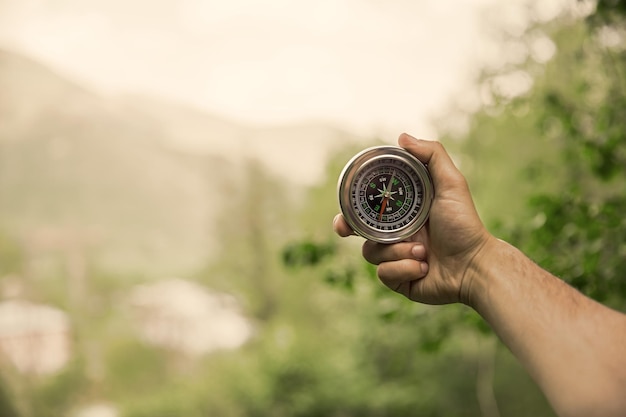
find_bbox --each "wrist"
[458,234,503,309]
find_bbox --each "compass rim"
[337,146,434,244]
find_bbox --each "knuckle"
[432,140,445,151]
[363,241,414,266]
[376,263,392,282]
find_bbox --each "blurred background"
[0,0,625,416]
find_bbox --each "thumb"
[398,133,464,190]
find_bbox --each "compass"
[337,146,434,243]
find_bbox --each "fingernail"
[411,244,424,259]
[420,262,429,275]
[333,214,340,226]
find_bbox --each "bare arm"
[468,238,626,417]
[334,133,626,417]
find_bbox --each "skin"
[333,133,626,417]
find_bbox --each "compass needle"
[387,171,397,201]
[378,197,388,221]
[376,184,387,201]
[338,146,433,243]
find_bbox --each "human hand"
[333,133,493,305]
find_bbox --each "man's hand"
[333,133,493,305]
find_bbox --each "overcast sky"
[0,0,568,138]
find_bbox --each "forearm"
[464,237,626,417]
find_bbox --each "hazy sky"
[0,0,568,138]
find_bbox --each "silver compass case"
[337,146,434,243]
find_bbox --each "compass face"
[338,146,433,243]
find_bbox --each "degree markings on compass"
[350,157,421,229]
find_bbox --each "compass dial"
[338,146,433,243]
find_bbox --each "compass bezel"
[337,146,434,243]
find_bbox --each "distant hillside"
[118,95,362,185]
[0,48,362,274]
[0,49,226,274]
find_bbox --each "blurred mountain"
[118,95,361,185]
[0,48,361,274]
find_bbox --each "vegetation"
[448,0,626,309]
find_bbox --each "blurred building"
[0,299,71,374]
[128,278,252,356]
[71,402,119,417]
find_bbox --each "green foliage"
[523,193,626,307]
[282,240,336,269]
[0,377,19,417]
[29,360,89,417]
[515,12,626,308]
[0,229,23,276]
[104,339,170,399]
[592,0,626,21]
[443,3,626,311]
